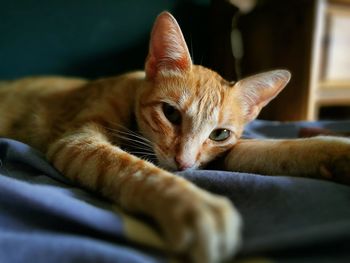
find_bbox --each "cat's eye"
[209,129,231,142]
[162,103,181,125]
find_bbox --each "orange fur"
[1,11,350,263]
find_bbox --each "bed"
[2,1,350,262]
[1,120,350,263]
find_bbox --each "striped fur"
[1,11,350,263]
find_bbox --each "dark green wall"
[0,0,210,79]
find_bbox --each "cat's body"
[1,12,350,263]
[0,73,141,152]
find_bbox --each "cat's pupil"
[209,129,231,142]
[162,103,181,125]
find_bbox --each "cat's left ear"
[145,12,192,80]
[235,70,291,122]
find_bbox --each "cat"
[1,11,350,263]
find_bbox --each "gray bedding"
[1,120,350,263]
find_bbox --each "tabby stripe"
[71,143,111,186]
[114,160,137,191]
[118,154,133,171]
[107,153,134,196]
[140,101,159,108]
[95,148,116,191]
[150,111,170,134]
[48,137,91,161]
[60,141,92,176]
[118,159,148,199]
[140,112,159,133]
[66,139,94,162]
[129,169,155,206]
[47,141,67,163]
[61,150,81,178]
[195,79,201,92]
[47,140,77,172]
[197,96,207,115]
[182,97,193,113]
[81,147,102,164]
[167,90,180,103]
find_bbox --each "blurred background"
[0,0,349,121]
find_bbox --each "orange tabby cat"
[1,11,350,263]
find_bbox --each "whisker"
[139,155,158,163]
[129,151,157,156]
[100,123,163,163]
[106,129,153,149]
[128,147,155,154]
[110,132,152,148]
[109,128,151,143]
[107,122,152,143]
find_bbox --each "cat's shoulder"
[0,71,146,95]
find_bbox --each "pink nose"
[175,156,192,171]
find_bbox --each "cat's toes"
[319,140,350,185]
[158,189,242,263]
[188,197,242,263]
[327,154,350,184]
[202,195,242,262]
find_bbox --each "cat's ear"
[235,70,291,122]
[145,12,192,80]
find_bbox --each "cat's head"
[136,12,290,171]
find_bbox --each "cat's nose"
[174,156,192,171]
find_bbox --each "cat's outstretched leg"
[224,136,350,184]
[47,123,242,263]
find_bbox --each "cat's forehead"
[189,65,232,89]
[180,66,232,109]
[171,66,236,127]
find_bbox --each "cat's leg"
[47,123,242,263]
[224,136,350,184]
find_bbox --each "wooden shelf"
[319,81,350,89]
[310,0,350,119]
[317,88,350,103]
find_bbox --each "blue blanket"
[1,120,350,263]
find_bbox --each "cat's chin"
[157,163,178,172]
[178,166,198,173]
[161,164,200,173]
[155,157,176,171]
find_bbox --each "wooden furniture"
[311,0,350,120]
[209,0,350,121]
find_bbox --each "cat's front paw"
[318,136,350,184]
[154,179,242,263]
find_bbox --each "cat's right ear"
[145,12,192,80]
[235,70,291,123]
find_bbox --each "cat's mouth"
[156,154,201,172]
[159,163,198,172]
